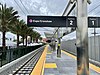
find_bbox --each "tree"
[20,23,27,46]
[32,31,40,43]
[24,27,33,46]
[10,19,35,46]
[39,37,42,42]
[9,19,22,47]
[0,4,19,49]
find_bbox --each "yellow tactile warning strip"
[44,63,57,68]
[47,50,52,54]
[47,51,52,54]
[89,63,100,73]
[41,54,46,75]
[62,50,77,60]
[61,50,100,73]
[30,45,48,75]
[47,52,52,54]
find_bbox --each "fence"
[61,35,100,66]
[0,45,45,75]
[0,45,43,67]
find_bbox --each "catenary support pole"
[57,29,61,57]
[76,0,89,75]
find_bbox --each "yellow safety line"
[47,53,52,54]
[44,63,57,68]
[89,63,100,73]
[61,50,100,73]
[31,45,48,75]
[40,45,48,75]
[41,55,46,75]
[62,50,77,60]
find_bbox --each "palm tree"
[0,4,19,49]
[30,31,37,43]
[21,26,33,46]
[32,31,40,43]
[9,19,30,47]
[9,19,22,47]
[39,37,42,42]
[35,32,40,43]
[25,28,33,46]
[20,23,27,46]
[28,29,35,43]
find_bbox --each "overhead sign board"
[88,17,100,28]
[27,16,66,27]
[27,16,100,28]
[27,16,77,27]
[66,16,77,27]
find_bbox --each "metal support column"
[57,29,61,57]
[76,0,89,75]
[57,38,61,57]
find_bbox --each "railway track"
[11,46,44,75]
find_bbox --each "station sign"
[27,16,100,28]
[27,16,77,27]
[66,16,77,27]
[27,16,66,27]
[88,17,100,28]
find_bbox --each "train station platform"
[31,45,100,75]
[1,45,99,75]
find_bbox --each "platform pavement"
[44,46,100,75]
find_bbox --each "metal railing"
[0,45,43,67]
[0,45,45,75]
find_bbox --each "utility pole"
[76,0,89,75]
[57,29,61,57]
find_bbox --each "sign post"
[76,0,89,75]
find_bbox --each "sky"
[0,0,68,38]
[0,0,100,41]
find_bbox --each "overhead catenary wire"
[13,0,26,15]
[88,4,100,14]
[95,10,100,15]
[88,0,100,15]
[19,0,30,14]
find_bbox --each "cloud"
[1,0,100,39]
[1,0,68,20]
[88,0,100,16]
